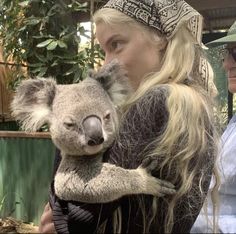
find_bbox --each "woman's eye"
[110,41,122,51]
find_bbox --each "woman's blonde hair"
[94,8,220,234]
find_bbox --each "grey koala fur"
[11,61,175,203]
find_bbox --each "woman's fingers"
[38,203,56,233]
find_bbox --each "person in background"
[39,0,220,233]
[191,20,236,233]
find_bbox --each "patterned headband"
[103,0,203,44]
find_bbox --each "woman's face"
[96,22,164,90]
[223,43,236,93]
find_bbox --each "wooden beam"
[205,17,236,31]
[0,131,51,138]
[186,0,236,11]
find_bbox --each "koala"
[11,61,175,203]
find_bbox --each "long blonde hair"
[94,8,220,234]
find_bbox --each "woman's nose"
[104,54,114,65]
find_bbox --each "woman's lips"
[228,69,236,79]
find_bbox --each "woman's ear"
[158,36,168,52]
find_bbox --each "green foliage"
[206,47,229,128]
[206,47,228,104]
[0,0,103,85]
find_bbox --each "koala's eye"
[63,121,76,129]
[104,111,111,121]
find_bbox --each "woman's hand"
[38,202,56,233]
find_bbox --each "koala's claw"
[156,178,175,189]
[141,157,159,173]
[157,179,176,195]
[138,159,176,196]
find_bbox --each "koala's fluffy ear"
[11,78,57,131]
[89,60,132,106]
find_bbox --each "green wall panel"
[0,137,55,225]
[0,121,19,131]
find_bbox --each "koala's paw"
[137,167,176,197]
[141,156,160,174]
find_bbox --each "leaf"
[18,1,29,7]
[79,26,86,34]
[37,39,53,48]
[64,66,79,76]
[51,61,59,67]
[46,41,58,50]
[33,35,54,39]
[47,51,53,61]
[35,54,48,63]
[38,67,48,77]
[31,67,42,73]
[73,2,88,12]
[25,18,41,26]
[61,60,77,65]
[18,25,26,31]
[28,62,44,68]
[0,195,6,211]
[57,40,67,49]
[73,69,82,83]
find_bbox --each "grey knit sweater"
[50,86,214,234]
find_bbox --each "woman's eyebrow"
[104,34,120,47]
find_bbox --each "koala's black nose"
[83,116,104,146]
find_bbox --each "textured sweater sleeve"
[104,86,169,169]
[105,86,214,233]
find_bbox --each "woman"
[39,0,220,233]
[192,22,236,233]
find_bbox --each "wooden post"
[228,91,233,123]
[90,0,95,68]
[0,47,14,122]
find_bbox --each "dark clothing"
[50,86,214,234]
